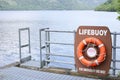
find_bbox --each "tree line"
[118,0,120,20]
[95,0,120,20]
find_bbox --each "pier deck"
[21,60,40,68]
[0,67,97,80]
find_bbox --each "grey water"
[0,10,120,70]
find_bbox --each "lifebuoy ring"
[77,37,106,67]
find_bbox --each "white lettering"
[79,67,106,74]
[104,30,107,36]
[87,29,90,35]
[79,29,108,36]
[91,30,94,35]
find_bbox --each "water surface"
[0,10,120,69]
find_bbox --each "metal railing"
[39,28,120,76]
[19,28,31,63]
[39,28,50,68]
[111,32,120,75]
[19,27,120,76]
[39,28,76,68]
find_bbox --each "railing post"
[45,29,50,67]
[48,30,50,55]
[74,30,77,71]
[39,29,42,68]
[19,29,22,63]
[28,28,31,53]
[113,32,117,75]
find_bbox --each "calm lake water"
[0,10,120,70]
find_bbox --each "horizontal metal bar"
[39,28,49,31]
[20,56,31,63]
[116,60,120,62]
[42,29,120,35]
[41,46,46,49]
[45,53,74,58]
[41,45,50,49]
[45,60,75,65]
[19,28,29,31]
[111,32,120,35]
[45,29,75,33]
[45,41,74,45]
[110,67,120,70]
[112,59,120,62]
[112,46,120,48]
[21,44,29,48]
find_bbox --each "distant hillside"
[0,0,107,10]
[95,0,119,11]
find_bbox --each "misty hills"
[0,0,107,10]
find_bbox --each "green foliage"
[95,0,120,20]
[0,0,107,10]
[117,0,120,20]
[95,0,119,12]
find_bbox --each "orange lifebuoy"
[77,37,106,67]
